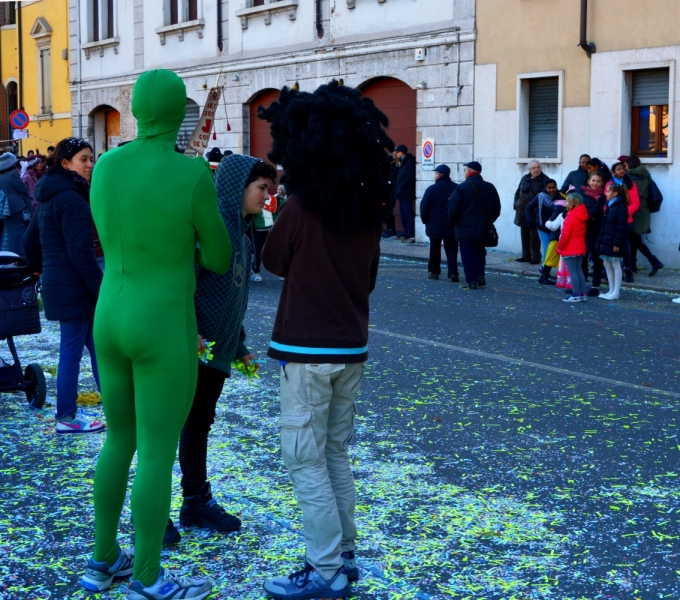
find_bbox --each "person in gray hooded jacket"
[164,154,277,544]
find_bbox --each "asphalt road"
[1,257,679,599]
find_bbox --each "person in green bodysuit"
[80,70,232,600]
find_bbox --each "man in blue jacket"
[559,154,590,194]
[420,164,459,282]
[448,161,501,289]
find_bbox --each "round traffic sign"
[10,110,29,130]
[422,140,434,159]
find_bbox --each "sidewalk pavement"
[381,238,680,295]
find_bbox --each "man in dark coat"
[513,160,549,264]
[420,164,459,281]
[394,144,416,240]
[0,152,32,255]
[381,155,399,238]
[448,161,501,289]
[559,154,590,194]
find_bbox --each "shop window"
[631,69,669,157]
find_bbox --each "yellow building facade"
[0,0,71,155]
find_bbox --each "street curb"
[380,249,680,295]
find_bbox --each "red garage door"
[361,78,417,232]
[361,77,417,155]
[249,88,280,162]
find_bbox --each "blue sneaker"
[126,568,212,600]
[341,551,359,582]
[81,546,134,592]
[264,563,349,599]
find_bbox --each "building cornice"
[74,27,476,91]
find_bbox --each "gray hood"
[194,154,259,375]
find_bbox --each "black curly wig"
[257,80,394,234]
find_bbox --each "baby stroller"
[0,252,46,408]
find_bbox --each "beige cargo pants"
[278,362,365,580]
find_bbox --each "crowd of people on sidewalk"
[416,153,679,303]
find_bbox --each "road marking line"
[369,328,680,400]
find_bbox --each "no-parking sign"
[10,110,29,131]
[422,138,435,171]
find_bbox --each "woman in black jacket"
[23,138,104,434]
[596,183,629,301]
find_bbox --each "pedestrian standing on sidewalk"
[560,154,590,194]
[626,155,664,278]
[605,161,640,283]
[258,80,389,600]
[513,160,549,264]
[381,153,398,238]
[556,193,589,303]
[420,164,459,282]
[447,161,501,290]
[394,144,416,240]
[580,173,606,297]
[524,178,558,264]
[0,152,32,254]
[596,183,629,301]
[22,138,104,434]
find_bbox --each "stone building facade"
[69,0,476,242]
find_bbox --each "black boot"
[649,257,664,277]
[538,266,555,285]
[179,482,242,532]
[163,518,181,546]
[623,268,634,283]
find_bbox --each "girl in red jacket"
[557,192,589,303]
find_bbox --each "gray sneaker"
[264,562,349,599]
[81,546,134,592]
[126,568,212,600]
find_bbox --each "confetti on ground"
[1,260,679,599]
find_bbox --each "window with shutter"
[92,0,100,41]
[631,69,669,157]
[528,77,558,159]
[188,0,198,20]
[39,48,52,115]
[106,0,115,39]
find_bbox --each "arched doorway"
[0,84,8,146]
[91,105,121,158]
[177,99,200,152]
[361,77,417,153]
[249,88,279,162]
[361,77,417,233]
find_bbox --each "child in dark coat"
[596,183,629,301]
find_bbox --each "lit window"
[631,69,669,157]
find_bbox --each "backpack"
[647,176,663,213]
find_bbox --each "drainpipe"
[216,0,223,52]
[579,0,596,57]
[17,1,23,154]
[77,0,83,138]
[315,0,323,39]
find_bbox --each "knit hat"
[206,147,224,163]
[0,153,17,172]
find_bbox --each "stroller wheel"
[24,363,46,409]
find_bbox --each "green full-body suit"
[89,70,232,585]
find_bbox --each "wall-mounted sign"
[415,48,425,61]
[421,138,434,171]
[10,110,29,131]
[12,130,28,140]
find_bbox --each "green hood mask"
[132,69,187,145]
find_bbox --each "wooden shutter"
[632,69,669,107]
[92,0,100,41]
[188,0,198,20]
[528,77,558,158]
[107,0,114,38]
[40,48,52,114]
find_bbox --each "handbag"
[544,240,560,268]
[468,181,499,247]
